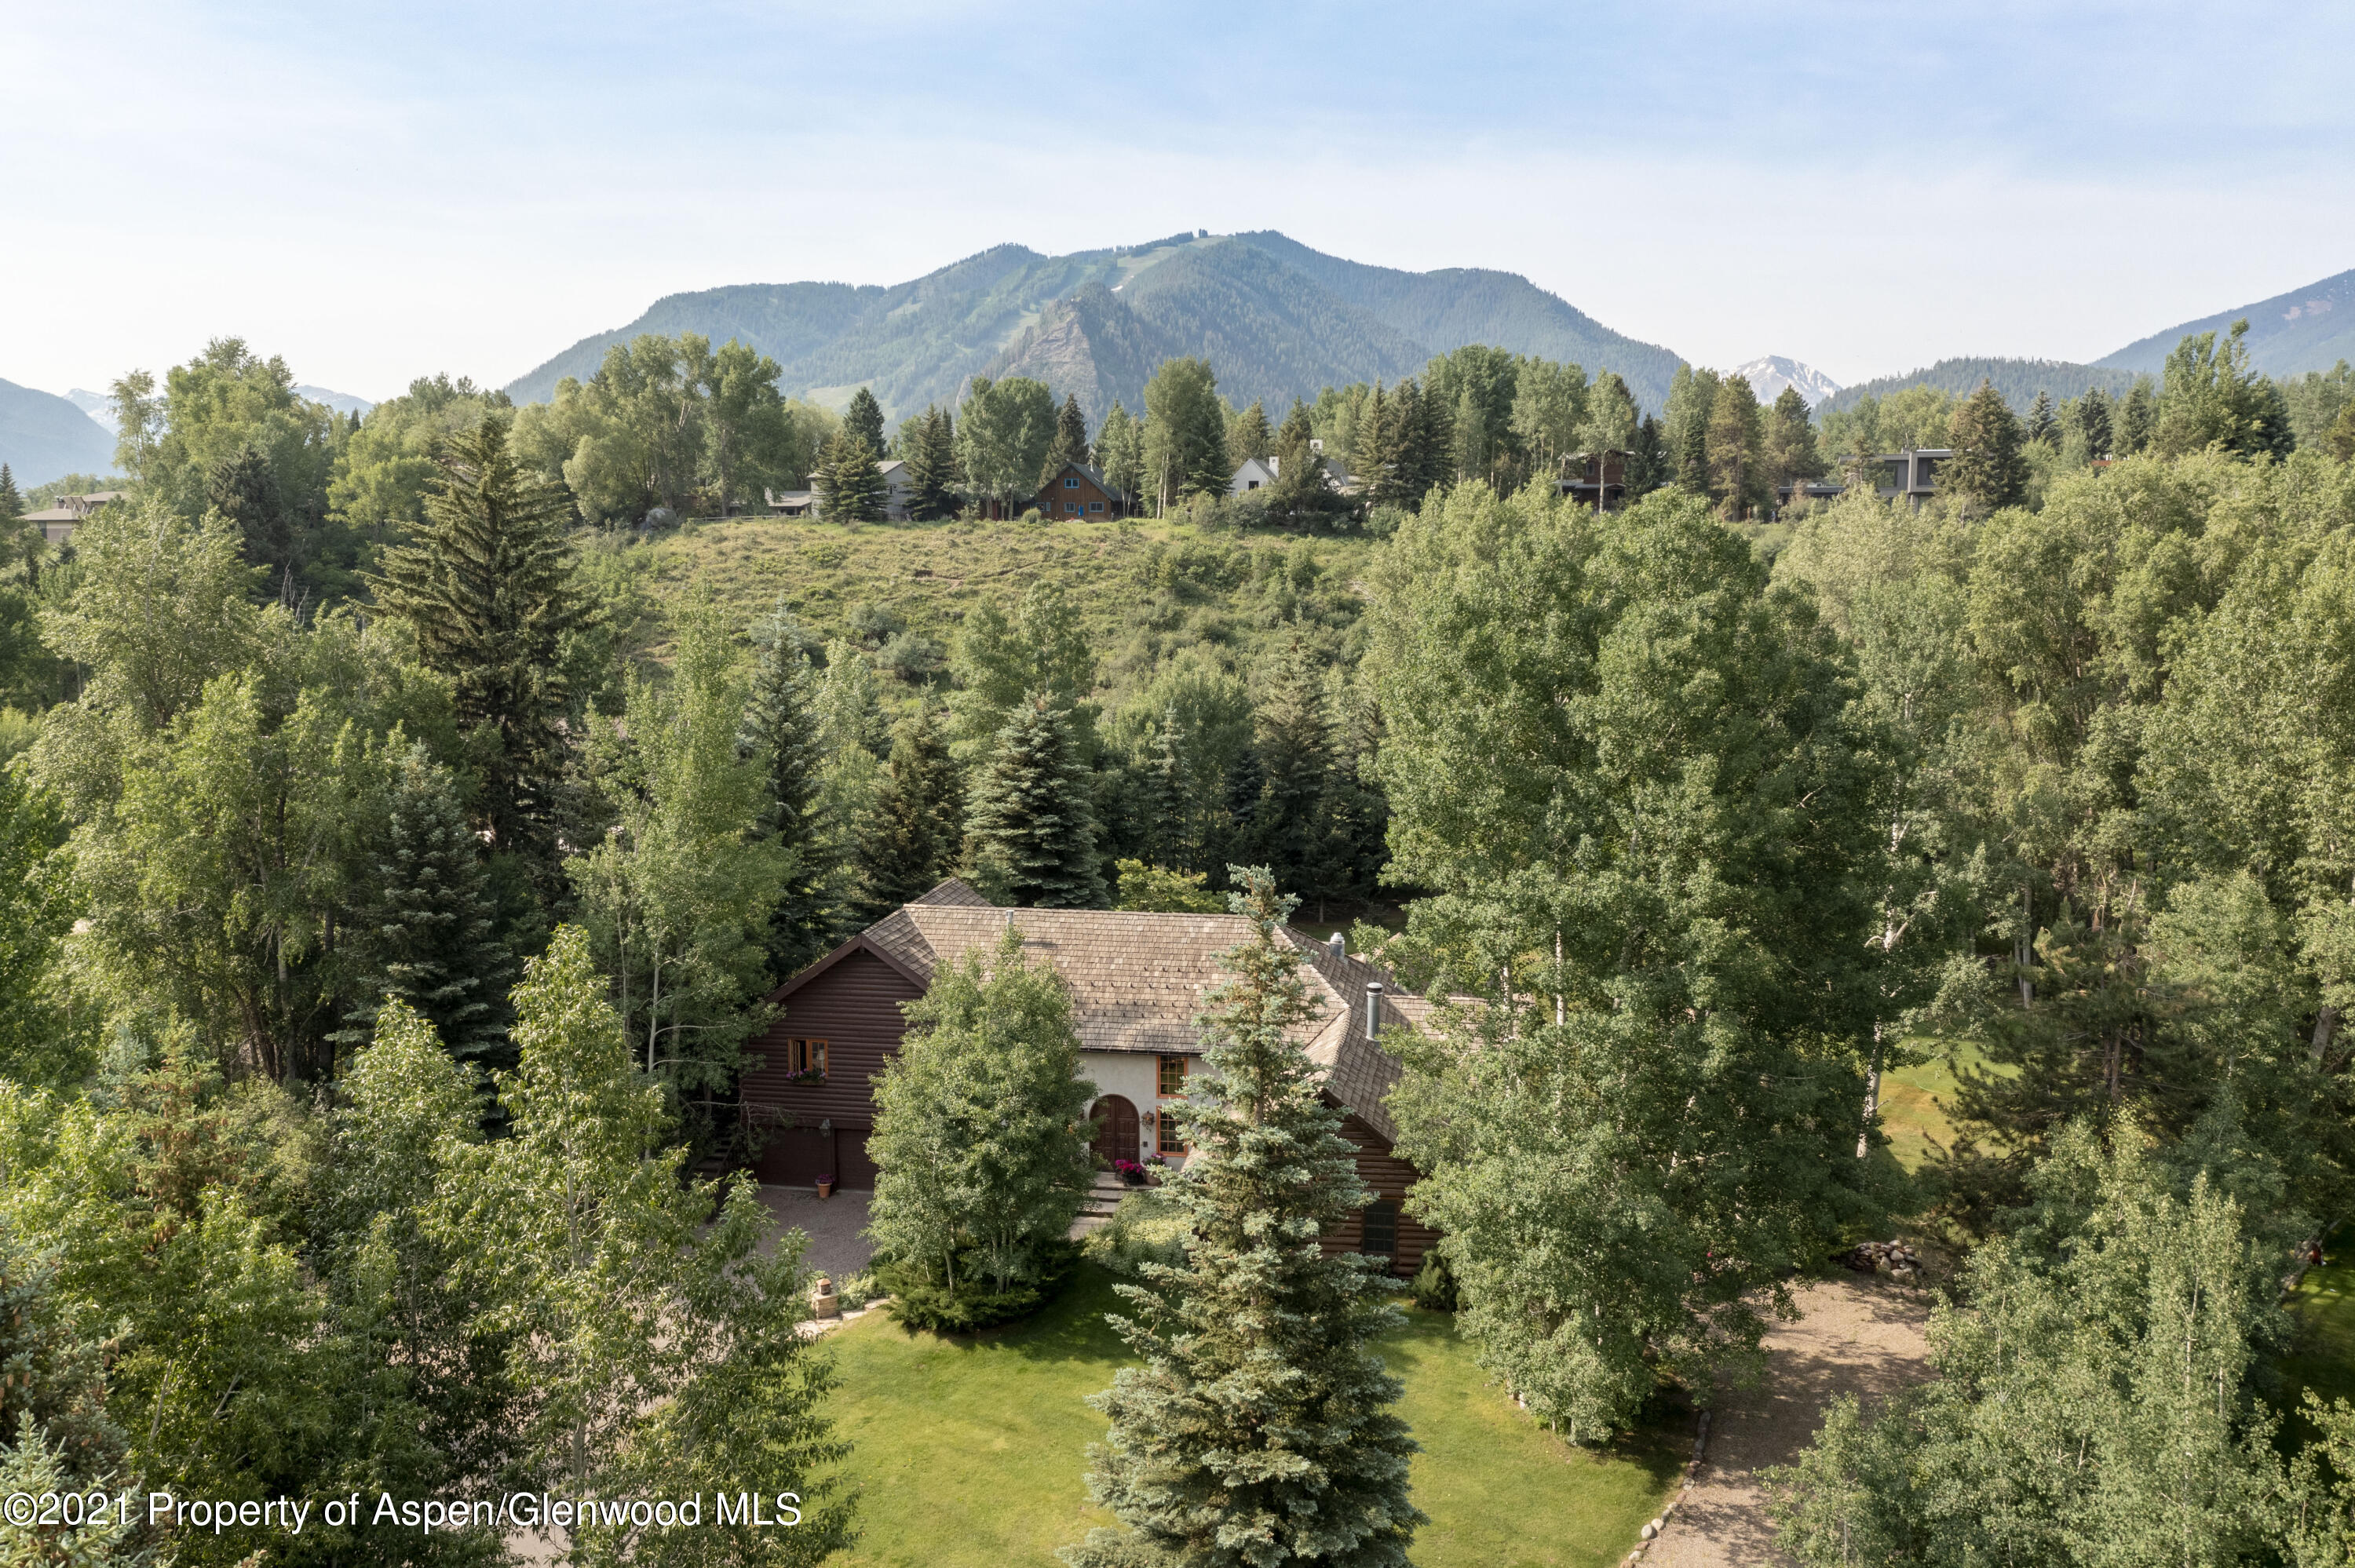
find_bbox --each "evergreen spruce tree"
[1047,393,1091,477]
[1062,870,1423,1568]
[1219,738,1268,873]
[1355,382,1393,505]
[965,697,1106,909]
[2077,386,2115,459]
[1407,377,1454,501]
[1943,380,2031,512]
[742,601,840,974]
[1762,385,1827,490]
[2118,377,2158,454]
[1232,399,1272,464]
[0,464,22,523]
[904,405,960,520]
[370,417,590,867]
[206,442,299,603]
[338,743,511,1066]
[844,386,886,457]
[2025,388,2058,447]
[1626,413,1670,497]
[862,704,966,910]
[816,431,887,521]
[1253,640,1334,899]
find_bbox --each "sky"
[7,0,2353,403]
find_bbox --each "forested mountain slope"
[1816,356,2145,418]
[506,231,1686,421]
[2098,265,2355,377]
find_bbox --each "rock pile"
[1838,1240,1922,1281]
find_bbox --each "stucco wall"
[1080,1049,1193,1165]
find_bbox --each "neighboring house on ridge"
[739,877,1438,1274]
[1868,447,1951,507]
[1035,460,1126,519]
[765,459,918,520]
[1228,443,1352,497]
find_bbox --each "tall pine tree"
[1231,399,1272,464]
[742,601,839,974]
[862,704,966,910]
[1046,393,1091,478]
[2117,377,2158,454]
[0,464,22,523]
[337,742,511,1067]
[1943,380,2030,512]
[815,431,888,521]
[370,416,590,870]
[904,405,961,520]
[1251,640,1335,900]
[1064,869,1422,1568]
[965,697,1105,908]
[2076,386,2115,460]
[2025,388,2058,447]
[844,386,886,456]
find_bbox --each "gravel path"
[1646,1277,1932,1568]
[756,1184,874,1284]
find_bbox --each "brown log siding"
[1321,1110,1438,1277]
[740,949,922,1187]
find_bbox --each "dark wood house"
[1034,461,1126,520]
[739,878,1439,1274]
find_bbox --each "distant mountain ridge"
[1816,357,2145,418]
[2098,266,2355,378]
[0,377,118,488]
[506,232,1686,423]
[1732,356,1841,407]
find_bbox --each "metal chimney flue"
[1327,932,1346,961]
[1364,982,1384,1041]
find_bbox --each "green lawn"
[2279,1253,2355,1445]
[1876,1041,2015,1172]
[820,1264,1685,1568]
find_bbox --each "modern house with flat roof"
[1871,448,1951,506]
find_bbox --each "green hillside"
[1231,230,1685,410]
[505,231,1688,424]
[1816,356,2144,418]
[2098,266,2355,377]
[627,509,1380,705]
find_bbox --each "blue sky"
[9,0,2352,400]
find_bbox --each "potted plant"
[816,1173,836,1200]
[1114,1158,1148,1187]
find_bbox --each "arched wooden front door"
[1091,1095,1140,1165]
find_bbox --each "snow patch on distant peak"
[66,388,115,431]
[1732,356,1842,407]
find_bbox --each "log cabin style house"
[739,878,1438,1275]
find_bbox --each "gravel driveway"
[756,1184,874,1285]
[1647,1276,1933,1568]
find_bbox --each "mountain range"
[504,231,1688,423]
[2098,267,2355,379]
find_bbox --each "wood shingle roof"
[789,878,1421,1140]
